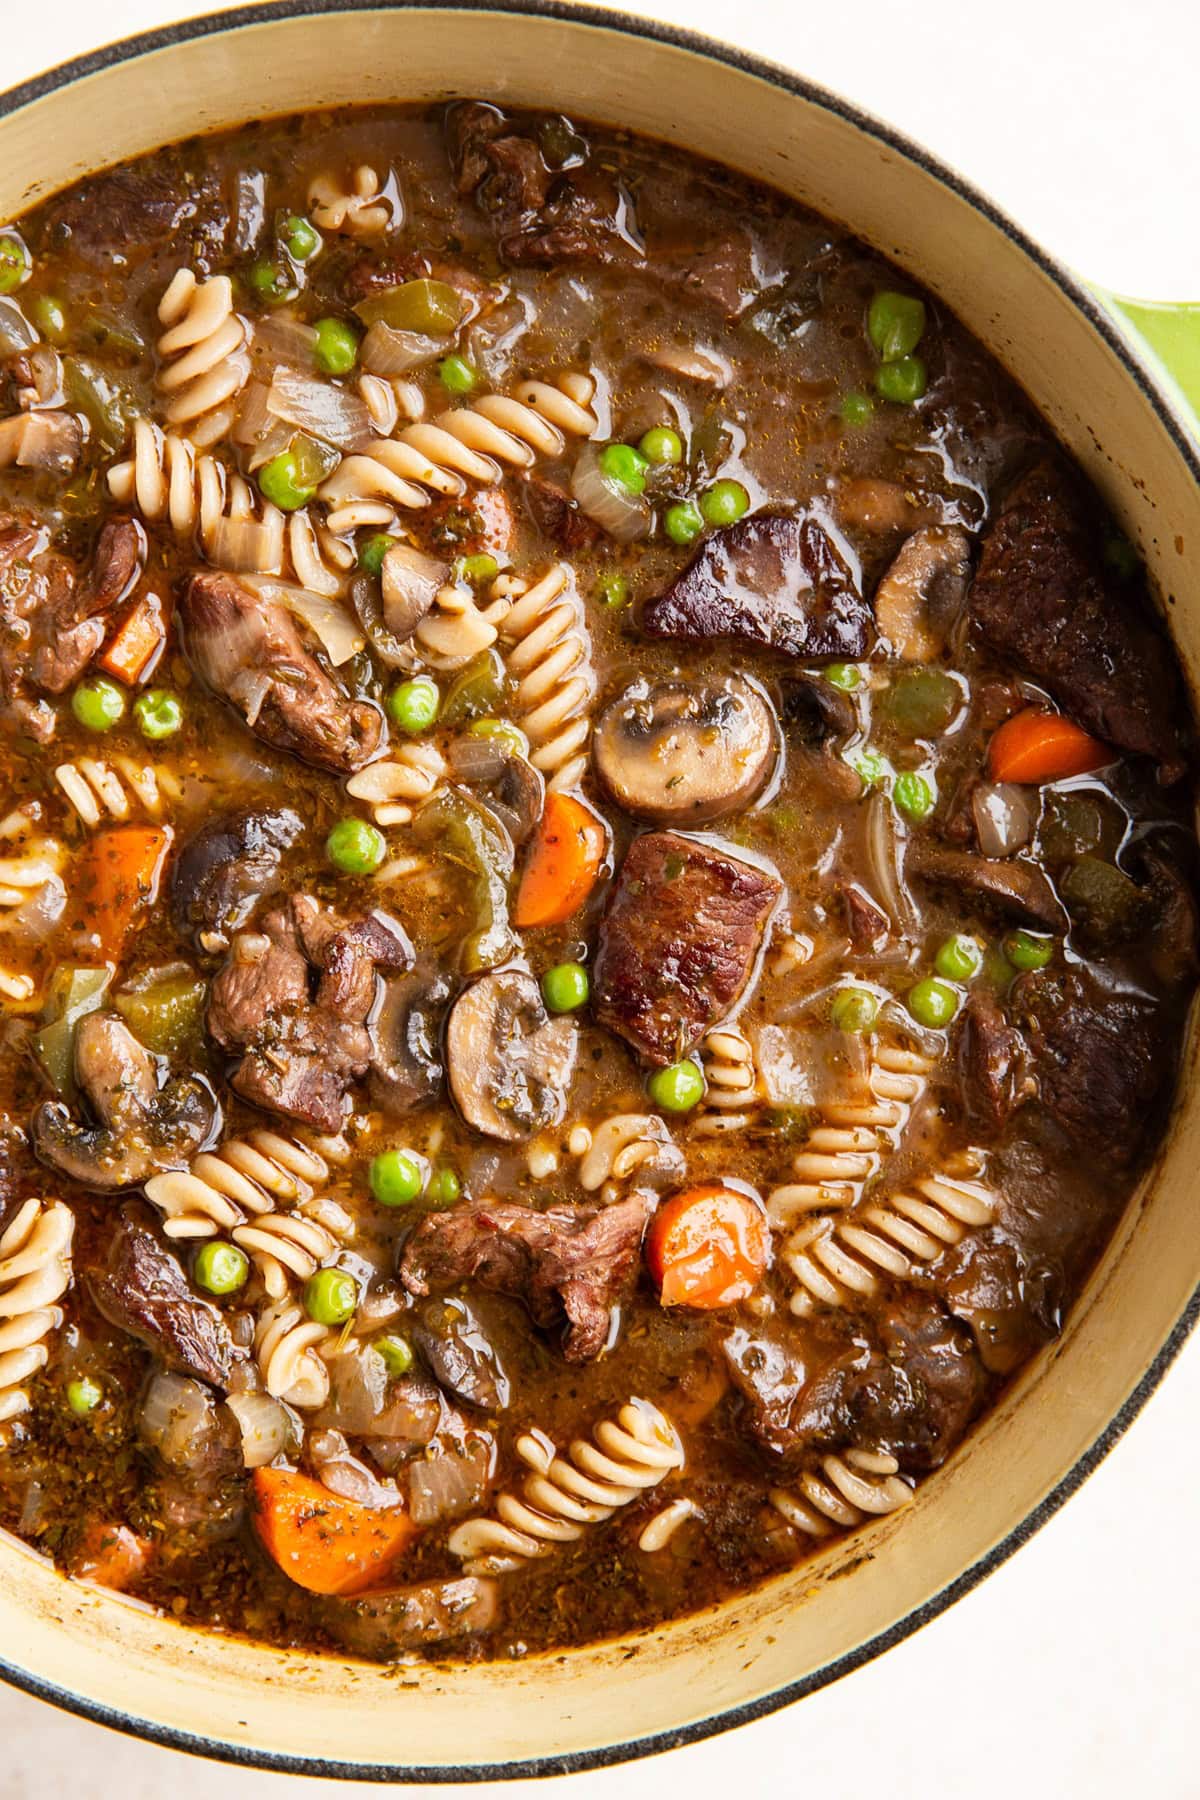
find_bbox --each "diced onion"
[208,511,285,576]
[361,321,442,378]
[972,781,1036,858]
[570,442,652,542]
[0,873,66,943]
[138,1374,216,1470]
[244,576,365,666]
[226,1391,296,1469]
[254,311,318,363]
[266,363,373,451]
[408,1445,489,1525]
[0,298,37,356]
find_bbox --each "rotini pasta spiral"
[254,1296,331,1410]
[234,1196,352,1301]
[308,165,392,236]
[155,269,252,446]
[143,1130,333,1240]
[496,563,594,790]
[0,1198,74,1424]
[696,1028,761,1135]
[770,1447,913,1539]
[448,1399,684,1574]
[573,1113,684,1195]
[345,741,445,826]
[54,754,180,830]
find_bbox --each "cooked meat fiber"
[401,1193,651,1362]
[642,512,871,660]
[955,988,1031,1136]
[182,571,382,773]
[594,832,782,1064]
[86,1204,246,1389]
[969,460,1183,776]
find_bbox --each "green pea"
[375,1334,414,1378]
[313,316,358,376]
[32,295,66,340]
[326,817,387,875]
[387,675,440,734]
[283,215,321,261]
[848,747,890,789]
[596,570,629,609]
[868,290,927,362]
[831,986,879,1034]
[840,390,875,427]
[66,1375,103,1416]
[935,933,984,982]
[468,717,528,756]
[882,667,961,738]
[259,451,315,512]
[699,479,750,527]
[456,552,499,585]
[71,676,126,733]
[893,770,935,823]
[599,442,649,495]
[359,531,399,576]
[193,1241,249,1296]
[647,1058,706,1114]
[369,1148,428,1208]
[438,353,478,395]
[638,425,684,466]
[1003,929,1054,972]
[876,355,927,404]
[542,961,590,1014]
[906,976,960,1029]
[133,689,183,741]
[0,235,29,295]
[304,1267,358,1326]
[247,259,297,305]
[664,500,704,546]
[427,1164,461,1208]
[824,662,862,692]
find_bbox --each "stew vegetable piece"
[0,99,1193,1666]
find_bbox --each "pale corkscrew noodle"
[345,741,446,827]
[770,1448,913,1539]
[143,1130,334,1240]
[155,270,252,447]
[412,581,514,671]
[357,372,425,438]
[496,562,594,791]
[779,1156,997,1312]
[449,1399,684,1575]
[254,1297,331,1410]
[0,1199,74,1424]
[0,814,64,1004]
[234,1196,353,1301]
[54,754,181,830]
[696,1028,761,1135]
[573,1113,684,1196]
[637,1496,698,1553]
[308,165,392,236]
[317,371,597,530]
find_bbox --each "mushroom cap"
[592,675,778,825]
[445,968,576,1142]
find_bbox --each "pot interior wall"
[1,7,1197,1774]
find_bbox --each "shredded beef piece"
[521,473,602,551]
[955,989,1031,1135]
[842,884,890,953]
[85,1204,245,1389]
[642,511,871,660]
[400,1192,650,1362]
[594,832,781,1065]
[323,1576,499,1659]
[40,162,229,270]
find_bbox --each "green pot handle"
[1094,291,1200,432]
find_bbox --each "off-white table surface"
[3,2,1199,1794]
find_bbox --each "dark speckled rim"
[2,1,1198,1780]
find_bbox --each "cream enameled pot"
[1,3,1198,1779]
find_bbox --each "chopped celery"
[440,649,506,725]
[114,976,207,1057]
[354,279,463,335]
[413,788,514,971]
[33,965,113,1096]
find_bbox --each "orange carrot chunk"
[646,1184,770,1310]
[251,1467,420,1597]
[78,825,172,961]
[988,708,1110,784]
[97,594,167,686]
[514,791,607,928]
[70,1519,154,1591]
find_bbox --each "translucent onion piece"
[361,321,442,378]
[570,442,652,542]
[208,511,285,577]
[254,311,319,363]
[0,298,37,356]
[266,363,373,451]
[865,789,918,936]
[226,1391,296,1468]
[972,781,1037,858]
[408,1443,490,1525]
[244,576,365,666]
[137,1373,216,1470]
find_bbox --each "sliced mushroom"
[874,525,972,662]
[593,676,778,825]
[381,543,448,641]
[370,956,451,1115]
[908,843,1065,930]
[447,732,545,845]
[411,1298,510,1411]
[171,807,304,952]
[32,1011,218,1188]
[779,672,862,804]
[445,968,576,1141]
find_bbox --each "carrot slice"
[78,825,172,960]
[70,1520,154,1590]
[97,594,167,686]
[514,791,607,928]
[646,1184,770,1310]
[251,1467,420,1597]
[988,708,1110,784]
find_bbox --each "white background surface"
[3,2,1200,1795]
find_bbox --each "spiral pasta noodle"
[573,1113,684,1195]
[696,1028,761,1135]
[308,165,392,236]
[254,1296,331,1410]
[448,1399,684,1575]
[155,270,252,446]
[54,754,180,830]
[345,741,446,826]
[496,563,594,791]
[770,1447,913,1539]
[234,1196,352,1301]
[143,1130,333,1240]
[0,1198,74,1424]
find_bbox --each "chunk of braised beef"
[85,1203,245,1389]
[955,988,1031,1136]
[40,161,228,270]
[842,884,890,954]
[400,1193,650,1363]
[939,1234,1062,1375]
[0,513,123,741]
[969,459,1185,777]
[322,1576,499,1660]
[641,512,871,660]
[594,832,782,1065]
[182,570,382,774]
[907,842,1066,930]
[521,473,602,551]
[171,807,305,952]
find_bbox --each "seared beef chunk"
[955,988,1031,1135]
[40,161,228,269]
[594,832,781,1064]
[1014,967,1167,1168]
[969,460,1184,776]
[908,842,1065,930]
[171,807,305,952]
[84,517,146,613]
[410,1298,510,1412]
[208,896,412,1132]
[521,473,602,551]
[32,1012,218,1189]
[323,1577,499,1659]
[940,1234,1061,1375]
[182,571,382,773]
[842,884,890,953]
[400,1193,650,1362]
[86,1204,245,1388]
[642,511,870,660]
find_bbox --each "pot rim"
[2,0,1198,1781]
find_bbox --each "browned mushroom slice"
[445,968,576,1141]
[381,542,448,641]
[874,525,972,661]
[908,843,1066,930]
[592,676,778,825]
